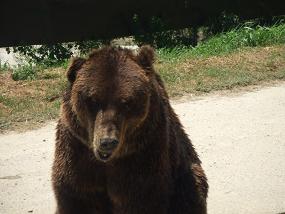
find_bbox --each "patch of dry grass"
[157,45,285,96]
[0,69,66,132]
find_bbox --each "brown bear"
[52,45,208,214]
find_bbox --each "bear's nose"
[99,138,119,152]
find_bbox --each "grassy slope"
[0,70,65,131]
[157,45,285,96]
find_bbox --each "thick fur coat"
[52,46,208,214]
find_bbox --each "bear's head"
[62,46,163,162]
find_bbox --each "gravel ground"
[1,83,285,214]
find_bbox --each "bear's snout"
[99,138,119,152]
[95,138,119,162]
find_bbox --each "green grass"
[156,45,285,96]
[10,60,69,81]
[158,22,285,60]
[193,23,285,56]
[0,83,63,131]
[0,66,68,132]
[155,22,285,96]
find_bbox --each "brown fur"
[52,45,208,214]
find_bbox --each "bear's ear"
[67,57,86,83]
[136,45,155,70]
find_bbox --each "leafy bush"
[6,44,73,65]
[6,40,106,67]
[132,15,195,48]
[0,60,10,72]
[208,12,240,34]
[12,64,38,80]
[75,39,109,55]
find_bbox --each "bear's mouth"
[96,150,112,162]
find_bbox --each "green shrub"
[12,64,38,81]
[6,44,73,65]
[5,40,105,67]
[208,12,241,34]
[132,15,195,48]
[0,60,10,72]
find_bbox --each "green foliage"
[5,40,106,68]
[157,22,285,59]
[132,15,195,48]
[6,44,73,65]
[208,12,241,34]
[12,64,38,81]
[75,39,108,55]
[0,60,10,72]
[132,13,285,50]
[193,22,285,56]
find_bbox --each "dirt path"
[1,83,285,214]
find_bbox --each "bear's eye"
[124,100,134,111]
[85,97,100,114]
[121,98,144,116]
[120,99,133,111]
